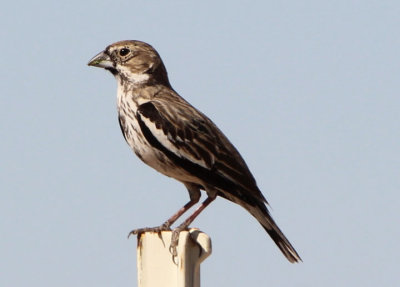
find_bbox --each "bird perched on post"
[88,40,301,263]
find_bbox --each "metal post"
[137,229,212,287]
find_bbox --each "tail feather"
[249,203,302,263]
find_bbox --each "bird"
[88,40,301,263]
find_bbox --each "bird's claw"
[127,223,171,238]
[127,223,188,259]
[169,229,181,256]
[168,225,190,257]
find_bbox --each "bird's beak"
[87,51,113,69]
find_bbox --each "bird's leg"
[128,183,201,238]
[169,195,216,256]
[127,200,198,237]
[161,199,199,228]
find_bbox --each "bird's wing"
[136,98,266,204]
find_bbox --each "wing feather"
[137,99,266,204]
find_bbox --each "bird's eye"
[119,48,130,56]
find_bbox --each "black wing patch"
[118,115,128,142]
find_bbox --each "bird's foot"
[127,222,171,238]
[169,224,189,257]
[127,222,189,258]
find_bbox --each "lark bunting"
[88,40,301,263]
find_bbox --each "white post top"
[137,229,212,287]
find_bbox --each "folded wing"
[136,99,266,205]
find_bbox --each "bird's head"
[88,40,170,87]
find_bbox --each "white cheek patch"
[118,65,150,85]
[131,73,150,83]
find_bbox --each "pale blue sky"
[1,1,399,286]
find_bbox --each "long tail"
[248,203,302,263]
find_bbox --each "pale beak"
[87,51,114,69]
